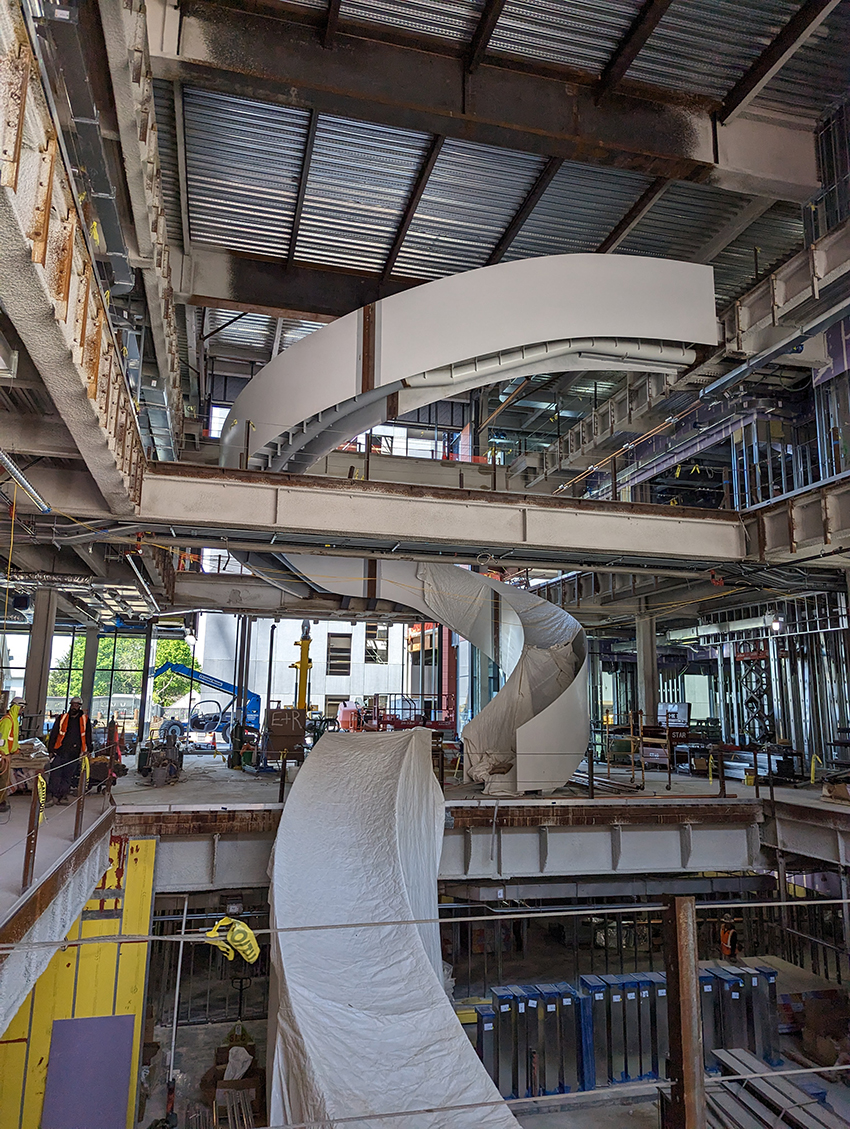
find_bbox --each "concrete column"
[636,615,659,723]
[80,624,100,711]
[23,587,57,738]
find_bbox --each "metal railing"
[20,752,116,894]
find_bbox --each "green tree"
[151,638,201,706]
[48,635,201,708]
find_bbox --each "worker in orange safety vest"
[0,696,26,814]
[720,914,741,960]
[47,696,93,805]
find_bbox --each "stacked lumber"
[705,1048,846,1129]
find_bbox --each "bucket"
[151,765,169,787]
[745,770,755,786]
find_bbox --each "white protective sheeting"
[268,728,519,1128]
[280,556,589,793]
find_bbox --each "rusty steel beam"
[466,0,507,73]
[662,895,707,1129]
[719,0,842,123]
[487,156,563,265]
[152,0,711,180]
[382,135,444,280]
[596,0,676,101]
[184,248,421,319]
[323,0,342,48]
[596,176,672,253]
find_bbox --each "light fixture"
[185,633,197,647]
[771,613,784,633]
[0,331,18,379]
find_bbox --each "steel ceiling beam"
[173,81,193,254]
[323,0,342,48]
[595,176,671,253]
[139,464,748,566]
[719,0,842,124]
[595,0,676,102]
[487,156,563,266]
[0,416,80,461]
[184,248,420,319]
[381,135,444,281]
[147,0,819,199]
[691,196,776,264]
[152,0,705,179]
[466,0,507,73]
[288,108,319,265]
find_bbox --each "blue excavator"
[153,663,261,744]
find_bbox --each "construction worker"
[720,913,741,960]
[0,696,25,814]
[47,696,93,805]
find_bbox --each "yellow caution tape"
[82,755,90,787]
[811,753,822,785]
[36,775,46,823]
[205,917,260,963]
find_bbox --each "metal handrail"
[20,752,115,894]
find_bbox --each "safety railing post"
[21,769,44,892]
[103,751,115,812]
[73,756,88,840]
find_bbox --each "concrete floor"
[0,781,105,925]
[112,752,283,809]
[138,1019,267,1127]
[111,751,832,813]
[516,1099,658,1128]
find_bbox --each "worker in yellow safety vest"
[47,696,93,805]
[720,913,741,960]
[0,696,26,814]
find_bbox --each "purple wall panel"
[41,1015,135,1129]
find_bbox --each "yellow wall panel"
[75,916,120,1019]
[116,838,156,1128]
[19,923,80,1129]
[0,996,32,1129]
[0,835,156,1129]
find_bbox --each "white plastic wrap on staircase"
[268,728,519,1128]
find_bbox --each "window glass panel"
[326,634,352,677]
[364,623,388,664]
[324,696,349,718]
[209,405,229,439]
[1,631,29,701]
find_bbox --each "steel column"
[662,895,706,1129]
[636,615,659,724]
[79,623,100,711]
[23,588,57,738]
[136,620,156,749]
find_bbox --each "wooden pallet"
[711,1048,846,1129]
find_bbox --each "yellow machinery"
[290,619,312,710]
